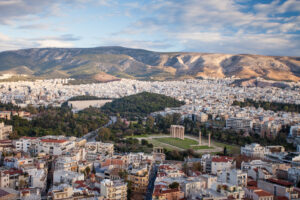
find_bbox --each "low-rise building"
[100,179,127,200]
[152,184,184,200]
[219,169,247,187]
[207,156,235,175]
[36,138,75,156]
[127,167,149,194]
[241,143,270,158]
[226,117,253,131]
[0,122,12,140]
[258,178,298,199]
[244,187,273,200]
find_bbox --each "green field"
[153,137,212,150]
[125,134,149,138]
[213,141,240,155]
[192,145,214,150]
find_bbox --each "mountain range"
[0,46,299,82]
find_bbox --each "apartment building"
[244,187,273,200]
[36,138,75,156]
[241,143,270,158]
[226,117,253,131]
[152,185,184,200]
[0,122,12,140]
[100,179,127,200]
[258,178,298,199]
[207,156,235,175]
[127,167,149,194]
[219,169,248,187]
[14,136,38,153]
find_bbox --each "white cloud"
[0,34,80,51]
[0,32,10,41]
[113,0,300,55]
[36,40,73,48]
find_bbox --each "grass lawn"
[125,134,149,138]
[147,139,175,151]
[212,141,240,155]
[153,137,202,149]
[125,134,166,139]
[192,145,214,150]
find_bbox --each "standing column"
[208,133,211,147]
[199,131,202,145]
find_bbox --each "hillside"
[101,92,185,118]
[0,46,299,81]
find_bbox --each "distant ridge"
[0,46,299,82]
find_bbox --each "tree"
[169,182,179,189]
[223,146,228,156]
[192,162,202,172]
[141,139,148,146]
[146,116,155,131]
[97,127,111,141]
[85,166,91,176]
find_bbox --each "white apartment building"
[14,136,39,153]
[219,169,248,187]
[0,122,12,140]
[27,168,47,190]
[183,178,206,199]
[208,156,235,175]
[241,143,270,158]
[55,156,78,171]
[100,179,127,200]
[226,118,253,131]
[85,141,114,156]
[36,138,75,156]
[0,171,9,188]
[53,170,84,185]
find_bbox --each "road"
[146,164,158,200]
[81,116,116,142]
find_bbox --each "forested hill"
[101,92,185,118]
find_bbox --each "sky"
[0,0,299,56]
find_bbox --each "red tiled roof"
[0,140,12,143]
[247,186,259,191]
[4,169,23,175]
[21,136,38,140]
[255,190,273,197]
[267,178,293,187]
[41,139,67,143]
[247,180,257,187]
[159,165,173,170]
[276,196,289,200]
[212,156,233,162]
[153,188,180,196]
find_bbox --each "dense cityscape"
[0,77,299,199]
[1,0,300,199]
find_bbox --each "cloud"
[0,0,91,25]
[113,0,300,55]
[17,23,49,30]
[99,37,174,51]
[0,33,80,51]
[35,40,73,48]
[0,0,57,24]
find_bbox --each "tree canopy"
[101,92,185,118]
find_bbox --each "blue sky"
[0,0,299,56]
